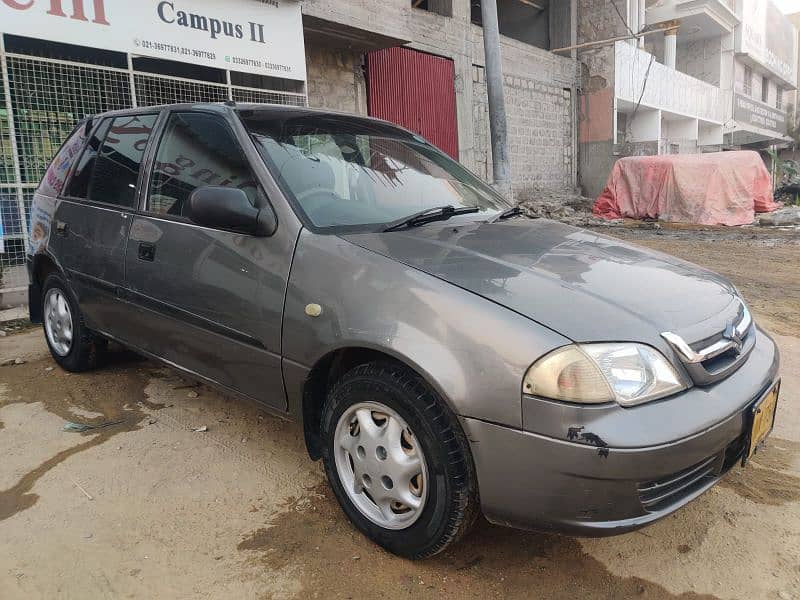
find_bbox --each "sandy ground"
[0,230,798,600]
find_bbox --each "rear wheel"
[42,273,105,372]
[321,361,478,559]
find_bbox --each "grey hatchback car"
[27,103,780,559]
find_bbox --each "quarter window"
[147,112,261,217]
[39,124,87,198]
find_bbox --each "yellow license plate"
[747,382,780,461]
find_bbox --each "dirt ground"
[1,226,799,600]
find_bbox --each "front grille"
[637,434,747,512]
[662,302,755,386]
[638,456,717,512]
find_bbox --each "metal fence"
[0,34,306,301]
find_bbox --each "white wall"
[615,41,724,123]
[676,37,722,86]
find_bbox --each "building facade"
[302,0,579,195]
[0,0,581,304]
[578,0,799,198]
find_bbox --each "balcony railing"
[615,42,724,124]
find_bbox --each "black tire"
[41,273,105,372]
[320,361,479,559]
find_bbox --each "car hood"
[342,219,740,347]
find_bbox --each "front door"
[55,113,158,336]
[122,110,289,410]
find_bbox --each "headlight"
[523,343,687,406]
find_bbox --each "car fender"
[281,230,570,428]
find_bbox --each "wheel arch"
[28,253,63,324]
[300,345,457,461]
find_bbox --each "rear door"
[121,109,290,410]
[54,113,158,336]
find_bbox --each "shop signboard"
[0,0,306,81]
[737,0,798,87]
[734,93,787,136]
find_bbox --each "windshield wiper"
[382,205,480,232]
[488,206,523,223]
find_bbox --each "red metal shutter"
[367,47,459,160]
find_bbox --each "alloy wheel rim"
[334,401,428,530]
[44,288,73,357]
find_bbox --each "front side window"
[147,112,262,217]
[243,113,507,231]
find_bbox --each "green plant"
[767,147,799,180]
[766,147,800,205]
[787,104,800,146]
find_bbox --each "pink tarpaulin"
[593,151,781,226]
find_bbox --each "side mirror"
[184,186,277,237]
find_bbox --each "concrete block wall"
[301,0,579,195]
[305,45,367,115]
[507,81,573,194]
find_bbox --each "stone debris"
[758,206,800,227]
[516,189,621,228]
[1,357,25,367]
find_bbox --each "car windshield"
[241,112,509,231]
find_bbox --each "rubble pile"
[516,189,620,227]
[757,206,800,227]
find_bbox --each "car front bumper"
[462,328,780,536]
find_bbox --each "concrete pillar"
[480,0,512,198]
[664,26,678,69]
[638,0,646,48]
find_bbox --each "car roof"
[86,102,420,142]
[87,102,403,129]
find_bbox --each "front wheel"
[321,361,478,559]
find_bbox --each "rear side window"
[147,112,261,217]
[66,119,111,199]
[90,114,158,208]
[66,114,157,207]
[38,123,88,198]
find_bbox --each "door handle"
[55,221,69,237]
[138,242,156,262]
